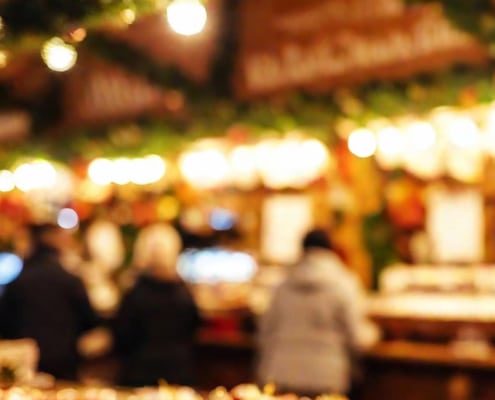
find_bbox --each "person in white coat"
[256,228,378,398]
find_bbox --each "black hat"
[302,228,332,250]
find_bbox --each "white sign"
[261,194,314,264]
[426,185,484,263]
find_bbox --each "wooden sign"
[0,110,30,142]
[233,0,489,99]
[62,55,178,127]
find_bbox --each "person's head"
[29,223,65,254]
[302,228,332,252]
[133,222,183,280]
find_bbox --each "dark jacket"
[0,244,100,380]
[112,275,201,387]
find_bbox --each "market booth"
[3,0,495,399]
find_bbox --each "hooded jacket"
[256,248,364,395]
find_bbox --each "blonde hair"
[133,223,182,278]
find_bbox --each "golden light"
[404,121,437,151]
[229,145,259,190]
[166,0,207,36]
[67,27,87,43]
[88,158,113,186]
[112,158,133,185]
[0,170,14,192]
[130,155,167,185]
[41,37,77,72]
[0,50,8,68]
[13,160,56,192]
[375,125,405,169]
[348,128,376,158]
[402,145,444,180]
[255,137,330,189]
[446,147,484,183]
[445,115,479,149]
[120,8,136,25]
[179,148,231,189]
[157,195,180,220]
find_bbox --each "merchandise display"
[0,382,348,400]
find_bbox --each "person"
[0,223,100,381]
[256,228,379,398]
[112,222,202,387]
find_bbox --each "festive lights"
[166,0,207,36]
[41,37,78,72]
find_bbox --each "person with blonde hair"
[112,223,201,387]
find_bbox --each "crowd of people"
[0,223,378,398]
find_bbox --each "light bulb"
[166,0,207,36]
[41,37,77,72]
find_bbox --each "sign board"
[0,111,30,142]
[261,194,314,264]
[234,0,489,99]
[426,184,484,264]
[62,55,171,126]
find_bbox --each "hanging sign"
[233,0,489,99]
[62,55,178,126]
[0,111,30,142]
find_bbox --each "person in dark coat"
[0,224,100,381]
[112,223,201,387]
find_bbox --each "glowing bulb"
[57,208,79,230]
[179,149,231,189]
[130,155,167,185]
[88,158,113,186]
[166,0,207,36]
[348,128,376,158]
[112,158,133,185]
[448,116,479,148]
[121,8,136,25]
[0,170,14,192]
[0,50,8,68]
[41,37,77,72]
[405,121,436,151]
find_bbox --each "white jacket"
[256,249,370,395]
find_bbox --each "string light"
[41,37,78,72]
[166,0,207,36]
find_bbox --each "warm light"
[57,208,79,230]
[446,148,484,183]
[254,137,330,189]
[121,8,136,25]
[130,155,167,185]
[68,27,87,42]
[404,121,437,151]
[229,146,258,189]
[402,145,444,179]
[256,139,295,188]
[112,158,133,185]
[0,50,8,68]
[0,170,15,192]
[348,128,376,158]
[13,160,56,192]
[446,116,479,148]
[88,158,113,186]
[179,148,231,189]
[166,0,207,36]
[41,37,77,72]
[375,126,405,168]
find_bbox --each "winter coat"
[112,275,201,387]
[0,245,100,380]
[256,249,364,396]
